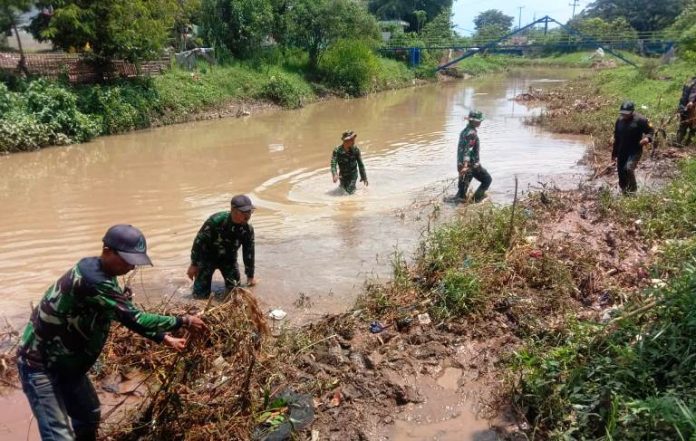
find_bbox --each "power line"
[517,6,525,30]
[569,0,580,18]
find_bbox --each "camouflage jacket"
[612,113,654,160]
[679,78,696,112]
[190,211,255,278]
[17,257,183,375]
[330,145,367,181]
[457,125,480,167]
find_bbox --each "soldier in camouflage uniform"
[455,110,492,203]
[187,194,256,298]
[330,130,368,194]
[16,224,207,441]
[677,76,696,145]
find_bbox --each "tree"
[285,0,380,69]
[368,0,452,32]
[584,0,688,32]
[421,8,453,43]
[568,16,638,41]
[199,0,274,58]
[29,0,177,63]
[473,9,513,43]
[1,0,33,75]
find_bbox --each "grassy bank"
[0,53,415,153]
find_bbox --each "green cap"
[468,110,484,122]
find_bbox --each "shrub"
[23,80,99,142]
[259,73,310,108]
[434,269,483,318]
[0,112,56,152]
[318,39,380,96]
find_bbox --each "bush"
[258,72,311,108]
[318,39,380,96]
[0,112,57,152]
[77,81,159,134]
[434,269,483,318]
[23,80,99,142]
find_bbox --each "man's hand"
[332,174,339,183]
[247,277,257,287]
[187,264,199,281]
[640,137,651,146]
[362,179,369,187]
[163,334,187,352]
[687,102,694,110]
[459,163,470,176]
[182,315,209,334]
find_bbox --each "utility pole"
[517,6,525,30]
[569,0,580,18]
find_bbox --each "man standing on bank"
[612,101,654,195]
[187,194,256,298]
[17,224,207,441]
[677,76,696,145]
[331,130,368,194]
[455,110,492,203]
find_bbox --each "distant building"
[378,20,410,42]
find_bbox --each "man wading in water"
[17,224,207,441]
[452,110,492,203]
[187,194,256,298]
[330,130,368,194]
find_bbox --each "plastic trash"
[269,309,287,321]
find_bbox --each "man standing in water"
[454,110,492,203]
[331,130,368,194]
[17,224,207,441]
[187,194,256,298]
[612,101,654,195]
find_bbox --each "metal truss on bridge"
[380,16,674,70]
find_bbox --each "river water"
[0,68,588,329]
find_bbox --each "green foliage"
[258,71,312,108]
[77,81,161,134]
[368,0,452,32]
[200,0,274,59]
[473,9,513,43]
[584,0,687,32]
[0,0,32,34]
[669,4,696,61]
[433,269,482,318]
[420,7,454,43]
[30,0,176,62]
[568,16,638,41]
[23,80,99,142]
[284,0,380,68]
[318,39,380,96]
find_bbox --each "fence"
[0,52,171,83]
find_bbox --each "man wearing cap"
[330,130,368,195]
[612,101,654,195]
[677,76,696,145]
[454,110,492,203]
[187,194,256,298]
[16,224,207,441]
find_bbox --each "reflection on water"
[0,68,588,325]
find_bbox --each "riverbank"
[0,51,621,154]
[89,59,695,440]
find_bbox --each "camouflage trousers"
[457,165,492,202]
[192,261,240,298]
[339,174,359,194]
[617,153,641,195]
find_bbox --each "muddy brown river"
[0,69,588,330]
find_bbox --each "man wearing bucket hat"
[17,224,207,441]
[612,100,654,195]
[454,110,492,203]
[330,130,368,195]
[187,194,256,298]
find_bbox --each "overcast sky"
[453,0,589,35]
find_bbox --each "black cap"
[231,194,255,212]
[341,130,356,141]
[102,224,153,266]
[619,100,635,115]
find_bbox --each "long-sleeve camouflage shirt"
[18,257,183,375]
[679,78,696,112]
[190,211,255,278]
[457,125,480,167]
[330,145,367,182]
